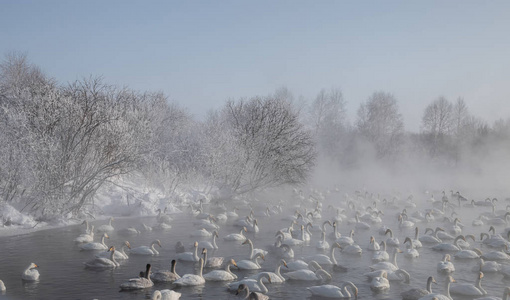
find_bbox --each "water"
[0,199,509,299]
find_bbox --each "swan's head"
[242,238,251,245]
[230,259,237,268]
[108,246,115,252]
[29,263,38,269]
[447,276,456,283]
[242,227,247,232]
[404,237,412,244]
[214,231,219,238]
[478,272,484,279]
[202,248,207,254]
[280,259,288,268]
[124,241,131,249]
[104,233,109,239]
[156,240,162,248]
[384,228,393,237]
[370,236,375,243]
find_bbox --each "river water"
[0,196,509,299]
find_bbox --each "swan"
[237,252,265,270]
[228,273,272,293]
[203,259,238,281]
[21,263,39,281]
[354,214,371,229]
[432,235,466,251]
[152,289,181,300]
[454,247,482,259]
[370,248,402,271]
[418,275,455,300]
[472,258,501,273]
[153,222,172,231]
[151,260,181,282]
[365,269,410,282]
[156,208,173,224]
[174,258,205,286]
[0,280,4,292]
[197,230,219,250]
[403,237,419,258]
[481,246,510,261]
[450,272,487,296]
[419,227,443,244]
[96,217,114,232]
[120,264,154,290]
[80,233,109,250]
[372,241,389,262]
[286,259,317,271]
[368,236,380,251]
[190,228,212,237]
[411,227,423,248]
[74,225,94,243]
[336,229,355,246]
[473,287,510,300]
[385,228,400,246]
[130,240,162,256]
[340,244,362,255]
[235,283,270,300]
[437,254,455,273]
[401,276,436,300]
[224,227,248,241]
[84,246,119,268]
[370,270,390,292]
[274,242,294,259]
[305,242,342,265]
[118,226,140,236]
[243,238,268,259]
[247,219,259,233]
[316,230,330,250]
[481,232,510,248]
[248,259,288,283]
[285,268,332,281]
[96,241,130,260]
[307,282,359,298]
[399,213,415,228]
[201,247,224,268]
[176,241,199,261]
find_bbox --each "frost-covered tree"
[421,96,453,158]
[356,91,404,159]
[212,93,316,195]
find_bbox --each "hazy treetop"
[1,1,509,131]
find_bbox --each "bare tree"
[421,96,453,157]
[356,91,404,159]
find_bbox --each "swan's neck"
[321,231,326,243]
[101,236,106,246]
[121,245,128,258]
[306,224,312,236]
[171,262,177,274]
[330,246,338,265]
[253,256,262,268]
[426,277,433,293]
[257,275,269,293]
[446,280,452,300]
[275,262,284,280]
[108,218,112,226]
[110,249,117,264]
[392,250,399,268]
[239,229,245,237]
[225,263,234,275]
[151,242,159,255]
[301,227,305,241]
[198,259,204,277]
[476,276,486,295]
[193,245,199,261]
[341,282,353,297]
[248,240,254,259]
[212,234,218,249]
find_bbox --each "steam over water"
[1,191,510,300]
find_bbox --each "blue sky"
[1,0,509,131]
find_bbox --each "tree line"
[1,53,509,219]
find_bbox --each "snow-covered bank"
[0,176,215,238]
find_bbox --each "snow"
[0,175,215,238]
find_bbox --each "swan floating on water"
[120,264,154,290]
[21,263,39,281]
[130,240,162,256]
[151,260,180,282]
[307,281,358,298]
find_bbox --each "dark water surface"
[0,200,509,299]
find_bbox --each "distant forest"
[1,53,509,218]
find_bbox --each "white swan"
[316,230,330,250]
[96,241,131,260]
[385,228,400,246]
[248,259,288,283]
[21,263,39,281]
[197,230,219,250]
[419,227,443,244]
[473,287,510,300]
[237,252,265,270]
[336,229,355,246]
[235,283,270,300]
[228,273,272,293]
[0,280,5,292]
[80,233,109,250]
[120,264,154,290]
[151,259,181,282]
[97,217,114,232]
[224,227,248,241]
[370,248,402,271]
[432,235,465,251]
[201,247,224,268]
[152,289,181,300]
[130,240,162,256]
[174,258,205,286]
[418,275,455,300]
[243,238,268,259]
[455,247,482,259]
[450,272,487,296]
[372,241,389,262]
[305,242,342,265]
[84,246,119,268]
[307,282,358,298]
[403,237,420,258]
[285,267,332,281]
[286,259,317,271]
[368,236,380,251]
[401,276,436,300]
[437,254,455,273]
[190,228,212,237]
[370,270,390,292]
[74,225,94,243]
[176,241,199,261]
[472,258,501,273]
[203,259,238,281]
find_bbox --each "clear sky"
[1,0,509,131]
